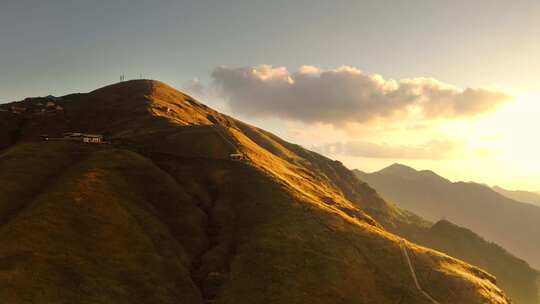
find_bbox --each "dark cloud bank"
[210,65,511,126]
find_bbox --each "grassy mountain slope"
[0,80,511,303]
[380,208,539,304]
[0,143,205,303]
[355,165,540,304]
[417,220,540,304]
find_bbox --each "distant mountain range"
[493,186,540,207]
[355,164,540,303]
[355,165,540,304]
[355,164,540,270]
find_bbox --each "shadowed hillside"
[0,80,512,303]
[493,186,540,207]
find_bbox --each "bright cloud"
[211,65,511,126]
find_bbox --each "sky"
[1,0,539,191]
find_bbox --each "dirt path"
[400,239,441,304]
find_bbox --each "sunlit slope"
[364,197,540,304]
[0,80,512,303]
[418,220,539,304]
[355,166,540,304]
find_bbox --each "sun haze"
[1,1,538,190]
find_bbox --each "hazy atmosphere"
[2,0,539,190]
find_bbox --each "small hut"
[230,153,246,161]
[62,132,104,144]
[82,134,103,144]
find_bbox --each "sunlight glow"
[427,92,540,190]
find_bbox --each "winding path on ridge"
[400,239,441,304]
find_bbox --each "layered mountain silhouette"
[493,186,540,207]
[356,164,540,304]
[0,80,512,303]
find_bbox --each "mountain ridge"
[355,163,540,268]
[0,80,511,303]
[354,163,540,304]
[492,185,540,207]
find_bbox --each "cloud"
[211,65,511,126]
[314,139,461,160]
[182,78,206,98]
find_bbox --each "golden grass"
[0,80,514,303]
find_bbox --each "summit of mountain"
[0,80,511,303]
